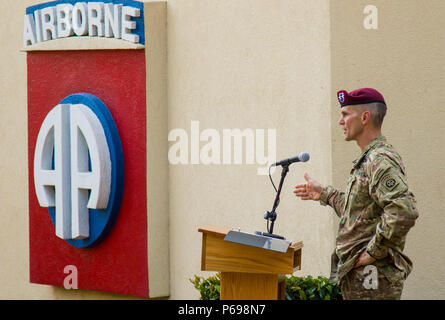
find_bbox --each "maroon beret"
[337,88,386,107]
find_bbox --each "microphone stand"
[258,164,289,240]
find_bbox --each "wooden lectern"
[199,226,303,300]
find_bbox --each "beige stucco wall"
[0,0,50,300]
[167,0,333,299]
[330,0,445,299]
[1,0,442,300]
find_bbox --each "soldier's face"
[338,106,363,141]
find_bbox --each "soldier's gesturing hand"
[293,173,323,201]
[354,250,376,268]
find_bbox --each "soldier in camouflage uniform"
[293,88,419,300]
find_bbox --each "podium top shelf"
[198,225,303,251]
[198,225,230,236]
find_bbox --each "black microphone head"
[298,152,310,162]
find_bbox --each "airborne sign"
[23,0,145,47]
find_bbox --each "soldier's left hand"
[354,250,376,268]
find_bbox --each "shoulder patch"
[385,177,397,189]
[380,174,401,191]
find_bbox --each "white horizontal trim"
[21,36,145,51]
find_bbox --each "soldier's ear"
[361,110,371,124]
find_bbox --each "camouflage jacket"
[320,136,419,283]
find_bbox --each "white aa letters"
[34,103,111,240]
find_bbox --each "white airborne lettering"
[33,103,111,240]
[23,2,141,47]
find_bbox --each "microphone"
[261,151,310,238]
[272,152,310,167]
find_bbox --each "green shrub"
[190,273,342,300]
[189,273,221,300]
[285,275,342,300]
